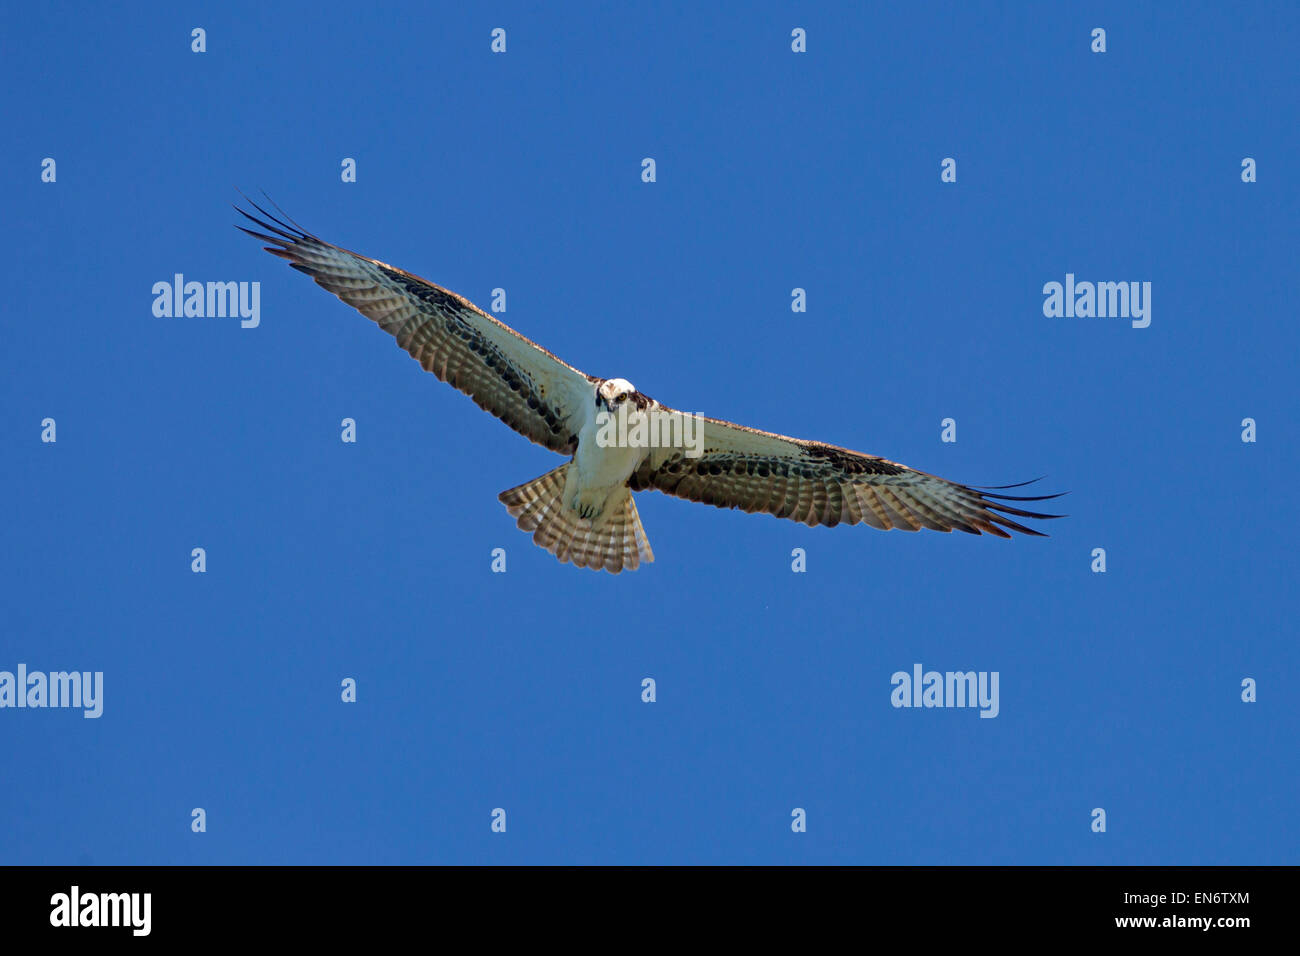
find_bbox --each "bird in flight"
[237,199,1063,573]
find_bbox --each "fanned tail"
[499,466,654,573]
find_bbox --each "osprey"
[238,200,1063,573]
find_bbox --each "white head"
[597,377,638,411]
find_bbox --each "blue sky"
[2,1,1296,864]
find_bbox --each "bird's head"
[597,378,637,412]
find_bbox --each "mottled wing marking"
[630,411,1063,536]
[237,200,593,454]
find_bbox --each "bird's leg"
[571,489,608,521]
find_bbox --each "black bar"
[1,865,1279,940]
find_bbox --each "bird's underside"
[237,197,1064,573]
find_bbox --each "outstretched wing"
[237,199,594,454]
[630,411,1063,536]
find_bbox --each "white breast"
[573,398,650,491]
